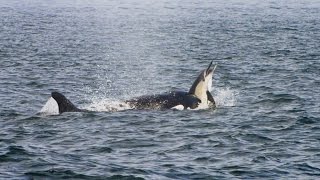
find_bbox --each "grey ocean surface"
[1,0,320,179]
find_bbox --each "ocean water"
[1,0,320,179]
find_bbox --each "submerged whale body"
[40,61,217,115]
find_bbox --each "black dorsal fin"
[51,92,81,114]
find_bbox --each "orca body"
[40,61,217,114]
[125,91,202,110]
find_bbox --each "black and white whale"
[40,61,217,115]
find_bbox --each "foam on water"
[85,99,132,112]
[213,87,238,107]
[39,97,59,115]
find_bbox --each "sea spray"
[86,99,132,112]
[213,87,238,107]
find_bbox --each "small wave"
[296,115,318,125]
[213,87,238,107]
[25,168,142,180]
[258,93,301,102]
[108,175,145,180]
[0,145,35,162]
[293,163,320,175]
[241,133,274,143]
[88,146,113,153]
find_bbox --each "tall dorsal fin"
[51,92,81,114]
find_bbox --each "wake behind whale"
[40,61,217,115]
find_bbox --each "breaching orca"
[40,61,217,114]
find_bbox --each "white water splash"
[39,97,59,115]
[85,99,132,112]
[213,87,238,107]
[83,86,238,112]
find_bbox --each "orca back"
[126,91,201,110]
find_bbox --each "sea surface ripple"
[0,0,320,179]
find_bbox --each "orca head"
[188,61,217,109]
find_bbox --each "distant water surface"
[0,0,320,179]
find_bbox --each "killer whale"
[40,61,217,114]
[126,61,216,110]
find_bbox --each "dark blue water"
[1,0,320,179]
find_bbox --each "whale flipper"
[51,92,84,114]
[206,91,216,108]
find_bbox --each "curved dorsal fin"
[51,92,81,114]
